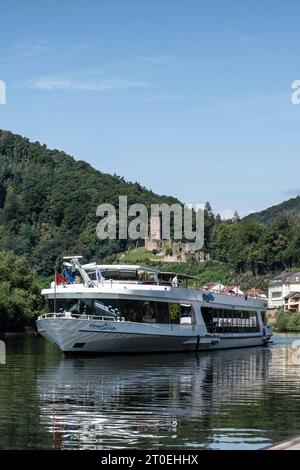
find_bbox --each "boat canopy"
[64,256,198,282]
[82,264,160,274]
[81,263,201,285]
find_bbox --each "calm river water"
[0,334,300,450]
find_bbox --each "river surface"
[0,334,300,450]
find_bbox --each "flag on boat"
[96,268,105,283]
[64,268,75,284]
[55,271,67,285]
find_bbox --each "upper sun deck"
[83,263,197,285]
[42,260,268,309]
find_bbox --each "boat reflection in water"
[36,346,280,450]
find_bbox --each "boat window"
[169,303,180,323]
[48,298,195,324]
[48,299,94,315]
[180,304,194,324]
[95,299,194,324]
[119,270,138,280]
[201,307,260,333]
[137,270,159,284]
[201,307,214,332]
[261,311,267,325]
[101,270,120,280]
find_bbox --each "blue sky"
[1,0,300,218]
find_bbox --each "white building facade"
[268,272,300,308]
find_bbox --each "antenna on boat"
[63,256,92,287]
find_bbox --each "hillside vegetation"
[244,196,300,225]
[0,251,44,332]
[1,129,300,330]
[1,129,300,277]
[0,129,179,275]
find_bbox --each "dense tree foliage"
[0,130,179,274]
[274,308,300,332]
[0,251,44,331]
[210,214,300,274]
[244,196,300,225]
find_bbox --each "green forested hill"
[1,128,300,282]
[244,196,300,225]
[1,130,300,330]
[0,129,179,274]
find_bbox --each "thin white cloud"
[28,76,149,91]
[3,40,86,66]
[2,40,50,66]
[12,39,50,58]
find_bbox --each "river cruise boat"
[36,256,272,354]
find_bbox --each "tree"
[233,211,240,222]
[165,245,173,257]
[204,201,216,253]
[0,251,45,332]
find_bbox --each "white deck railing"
[38,312,121,321]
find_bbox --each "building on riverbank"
[268,272,300,309]
[284,292,300,312]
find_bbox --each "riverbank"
[0,330,37,338]
[273,310,300,333]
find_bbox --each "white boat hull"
[36,318,268,354]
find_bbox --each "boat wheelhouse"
[36,256,272,354]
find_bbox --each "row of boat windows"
[49,299,262,332]
[202,307,260,333]
[49,299,196,325]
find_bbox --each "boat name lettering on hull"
[89,322,116,331]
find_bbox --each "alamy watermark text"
[96,196,204,251]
